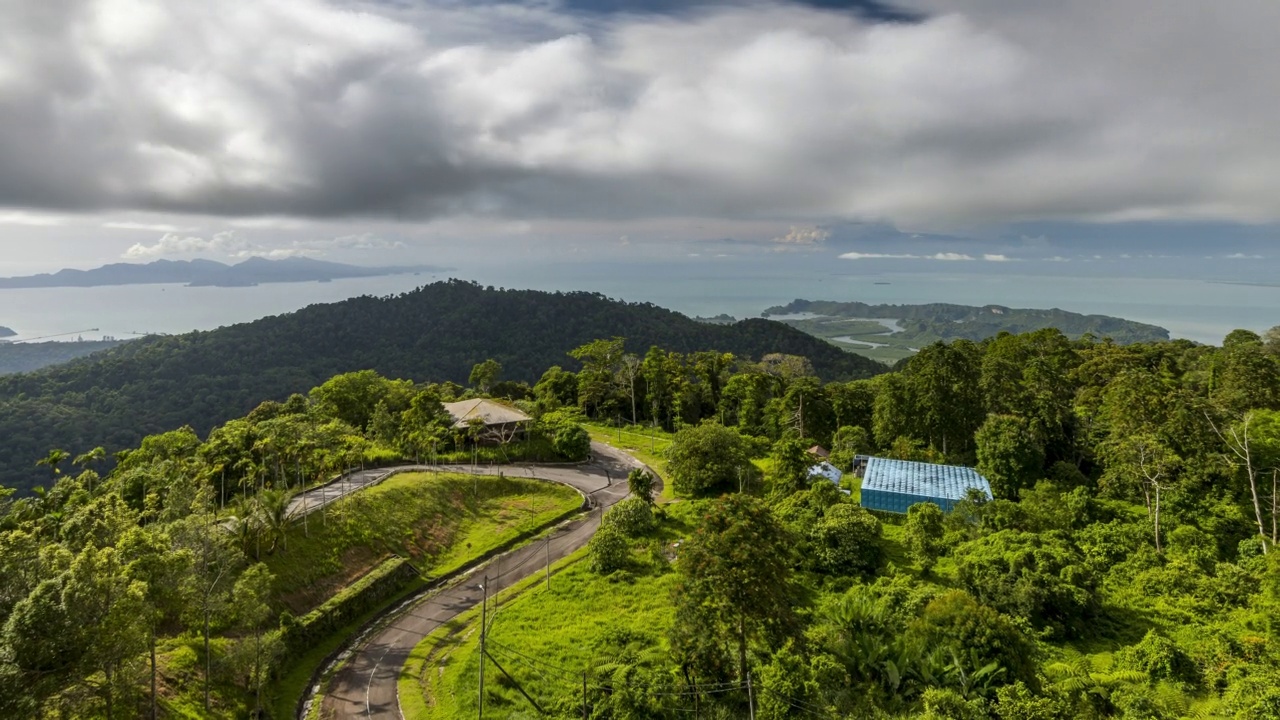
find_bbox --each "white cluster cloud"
[122,230,403,260]
[3,0,1280,230]
[840,251,978,261]
[772,226,832,245]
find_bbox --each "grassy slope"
[153,472,581,719]
[406,552,678,720]
[263,471,582,614]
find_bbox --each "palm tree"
[35,448,70,476]
[258,489,290,553]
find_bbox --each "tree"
[569,337,626,418]
[814,504,884,577]
[119,526,191,720]
[829,425,870,472]
[532,365,578,412]
[626,468,657,505]
[231,564,278,716]
[904,502,946,574]
[665,422,755,497]
[769,434,812,497]
[910,590,1040,690]
[1210,410,1280,552]
[671,495,795,681]
[1098,433,1180,551]
[62,544,150,720]
[35,448,70,477]
[976,415,1045,500]
[468,359,502,394]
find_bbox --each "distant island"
[0,257,451,289]
[0,326,14,339]
[763,299,1171,363]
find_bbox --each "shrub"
[904,502,946,574]
[588,524,631,574]
[1115,630,1200,688]
[603,497,656,537]
[814,504,883,577]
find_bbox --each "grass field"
[262,471,582,614]
[403,549,678,720]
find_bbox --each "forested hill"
[0,280,883,493]
[765,299,1170,344]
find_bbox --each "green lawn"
[584,423,677,501]
[262,471,582,614]
[403,549,677,720]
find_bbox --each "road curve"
[310,441,644,720]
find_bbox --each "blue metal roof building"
[858,456,992,513]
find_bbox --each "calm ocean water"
[0,265,1276,346]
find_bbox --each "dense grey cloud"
[2,0,1280,229]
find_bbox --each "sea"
[1,263,1276,346]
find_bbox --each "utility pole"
[478,576,487,719]
[747,670,755,720]
[545,536,551,590]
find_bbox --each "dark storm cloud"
[2,0,1280,230]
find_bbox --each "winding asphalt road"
[307,441,645,720]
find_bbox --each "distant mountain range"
[0,257,449,289]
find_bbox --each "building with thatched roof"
[442,399,532,444]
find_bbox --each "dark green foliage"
[603,497,656,537]
[976,414,1046,499]
[0,281,882,493]
[587,523,631,574]
[813,504,884,577]
[904,501,947,573]
[278,557,417,655]
[626,468,656,505]
[0,340,126,376]
[953,530,1097,637]
[671,495,795,681]
[665,422,755,497]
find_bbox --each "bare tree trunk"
[150,630,158,720]
[1153,483,1162,553]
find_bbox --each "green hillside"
[0,340,127,376]
[0,280,883,493]
[765,299,1171,363]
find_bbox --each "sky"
[1,0,1279,278]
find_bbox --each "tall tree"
[976,415,1045,500]
[568,337,627,419]
[1098,434,1180,551]
[671,495,795,682]
[468,359,502,394]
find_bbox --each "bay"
[0,265,1275,347]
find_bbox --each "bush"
[603,497,656,537]
[904,502,946,574]
[814,504,883,577]
[588,523,631,574]
[1114,630,1200,688]
[549,422,590,461]
[953,529,1096,638]
[279,557,417,654]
